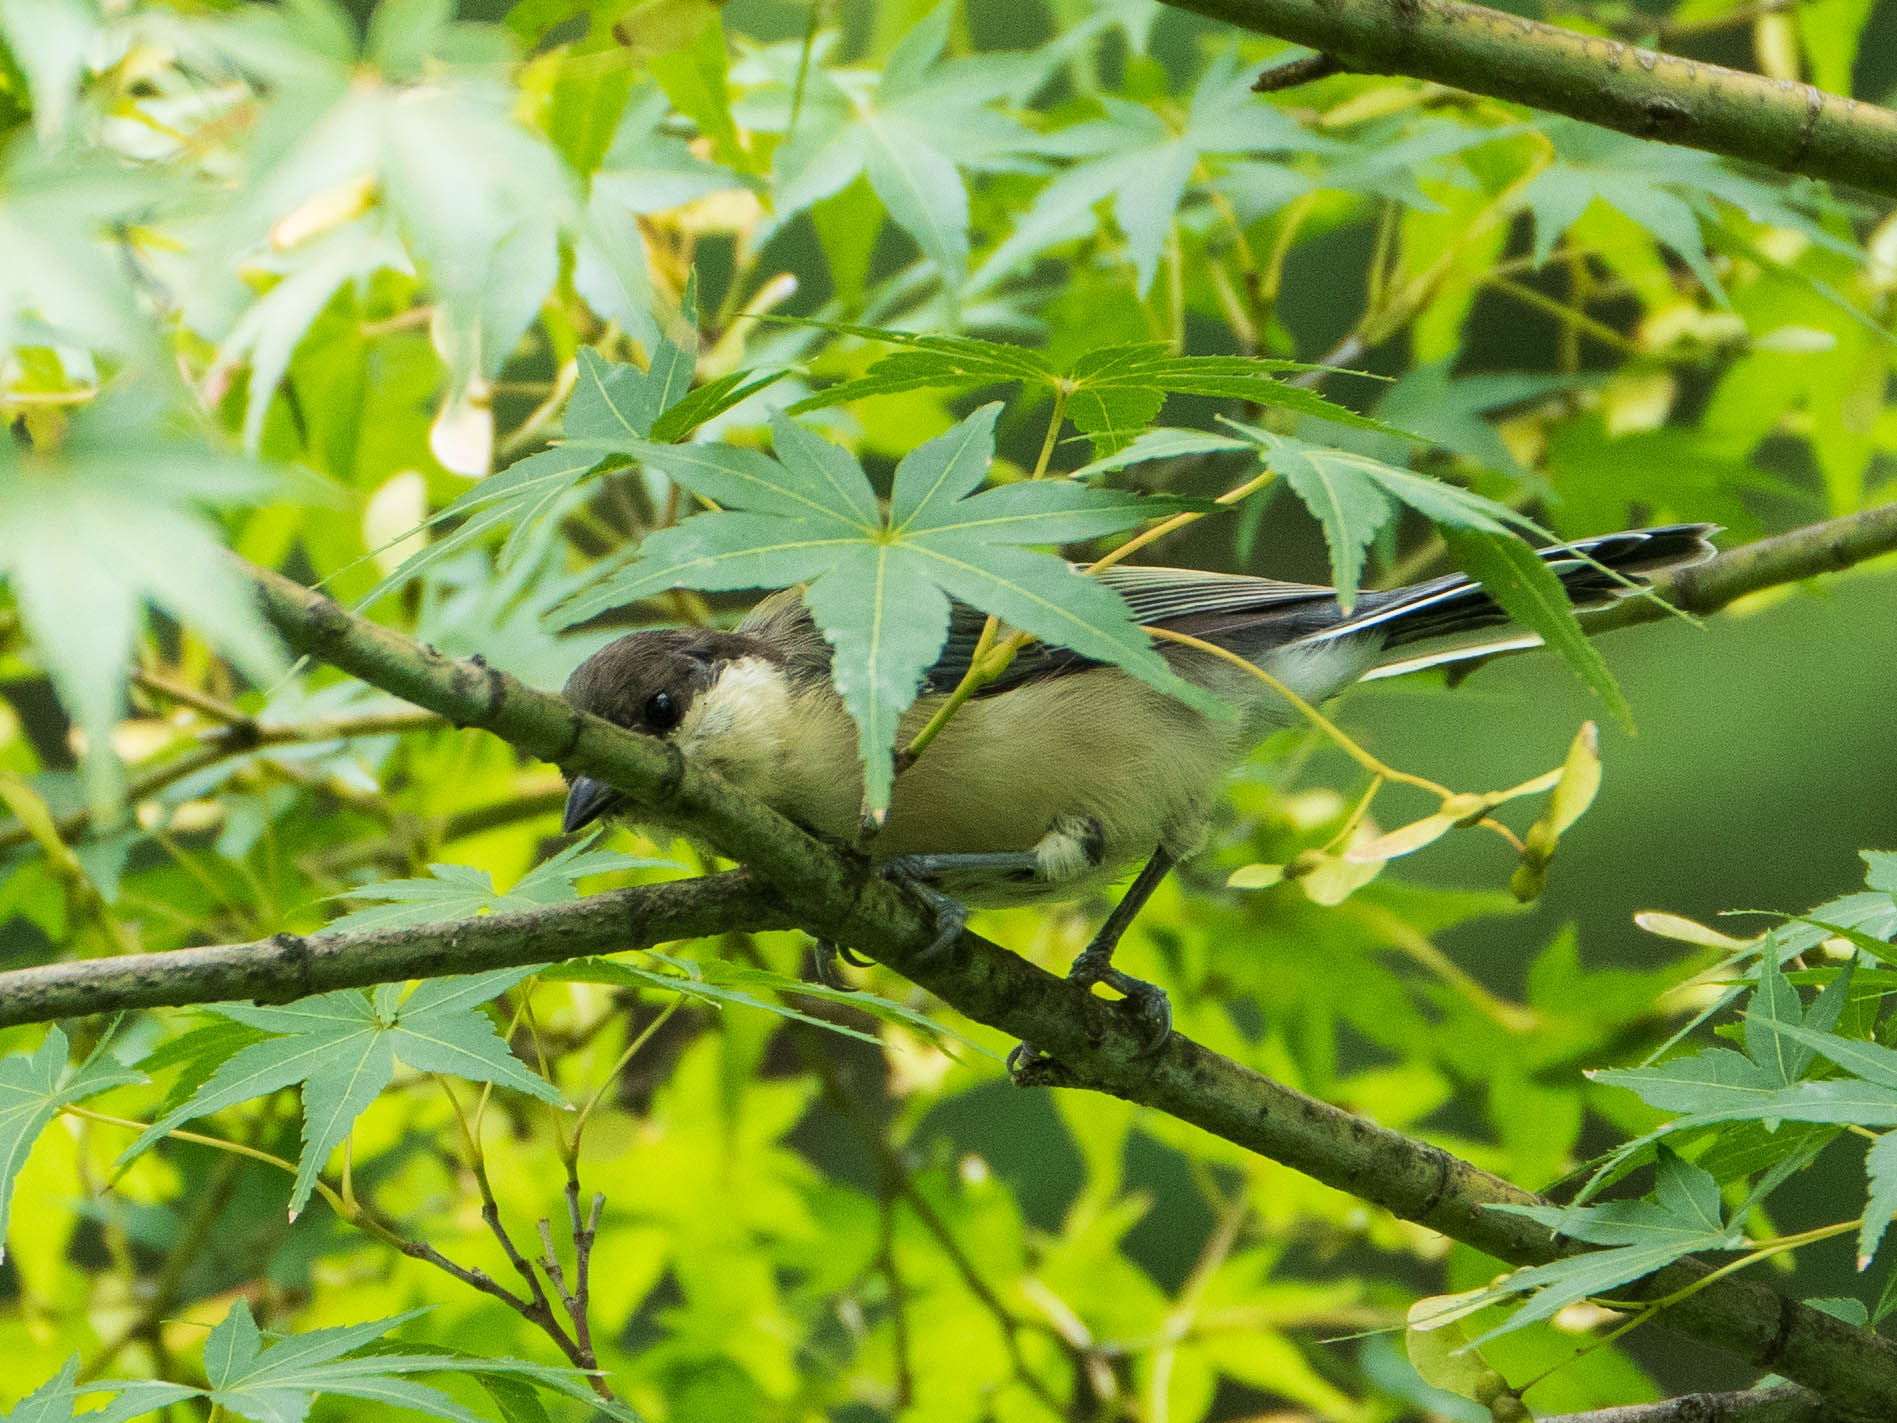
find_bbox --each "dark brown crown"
[561,628,780,737]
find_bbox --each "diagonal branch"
[3,511,1896,1413]
[1538,1383,1822,1423]
[1161,0,1897,199]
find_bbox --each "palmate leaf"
[576,80,744,329]
[360,279,780,608]
[1471,1149,1743,1342]
[1179,421,1632,719]
[179,0,589,394]
[1740,1011,1897,1269]
[978,47,1331,292]
[0,1028,144,1262]
[325,833,676,932]
[1519,117,1863,307]
[747,3,1037,284]
[1216,115,1526,224]
[121,969,562,1218]
[0,0,100,140]
[1575,957,1867,1205]
[66,1300,644,1423]
[0,401,287,813]
[213,212,410,454]
[0,136,162,361]
[787,321,1395,458]
[0,1357,195,1423]
[551,403,1219,808]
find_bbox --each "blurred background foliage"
[0,0,1895,1417]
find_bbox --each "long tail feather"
[1310,523,1719,669]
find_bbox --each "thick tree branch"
[1161,0,1897,199]
[1539,1383,1822,1423]
[4,517,1897,1413]
[0,873,796,1026]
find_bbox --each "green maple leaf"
[980,48,1329,292]
[0,135,161,362]
[0,400,287,813]
[180,0,588,394]
[552,402,1219,809]
[1079,422,1631,723]
[191,1300,642,1423]
[788,322,1395,458]
[1519,117,1861,306]
[0,0,100,139]
[122,969,563,1218]
[1471,1148,1743,1341]
[324,834,676,932]
[753,3,1036,284]
[1739,996,1897,1268]
[1215,115,1524,224]
[0,1356,194,1423]
[360,278,783,608]
[1576,956,1870,1211]
[1098,420,1642,718]
[0,1028,143,1260]
[576,82,743,332]
[213,211,409,454]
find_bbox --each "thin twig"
[0,706,445,855]
[1251,51,1343,91]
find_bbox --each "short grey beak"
[562,776,623,834]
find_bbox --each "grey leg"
[878,850,1043,880]
[1010,846,1179,1074]
[875,849,1043,962]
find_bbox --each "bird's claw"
[1070,948,1173,1056]
[877,858,970,961]
[811,939,878,990]
[1007,948,1173,1079]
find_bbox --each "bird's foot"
[875,856,973,961]
[1006,946,1173,1079]
[811,939,876,990]
[1070,947,1173,1054]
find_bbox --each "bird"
[559,523,1717,1060]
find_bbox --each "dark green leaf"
[1442,528,1633,733]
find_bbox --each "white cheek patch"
[677,658,794,790]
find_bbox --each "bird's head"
[558,628,789,833]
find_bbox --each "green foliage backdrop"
[1,0,1895,1418]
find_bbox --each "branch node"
[255,933,314,1005]
[1252,52,1344,92]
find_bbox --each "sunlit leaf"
[0,1029,143,1261]
[120,969,562,1218]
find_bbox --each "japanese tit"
[560,524,1716,1049]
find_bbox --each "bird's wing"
[1091,564,1337,623]
[922,566,1344,695]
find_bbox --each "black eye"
[644,690,679,731]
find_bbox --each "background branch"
[1161,0,1897,198]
